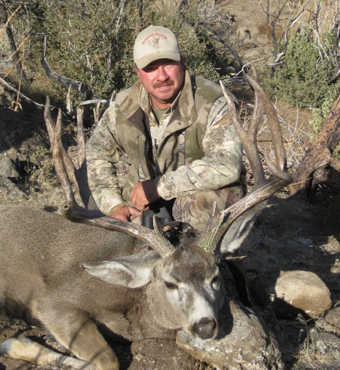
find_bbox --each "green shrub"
[3,0,232,103]
[265,27,339,109]
[309,96,336,140]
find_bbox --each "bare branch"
[41,34,92,100]
[0,77,44,108]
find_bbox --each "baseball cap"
[133,26,181,69]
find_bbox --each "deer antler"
[200,69,293,252]
[44,97,176,258]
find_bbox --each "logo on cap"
[148,35,160,49]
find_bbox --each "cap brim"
[135,52,181,69]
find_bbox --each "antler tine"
[245,73,292,185]
[76,106,86,168]
[54,109,78,208]
[44,98,77,208]
[44,97,98,212]
[219,80,266,189]
[201,74,292,253]
[44,96,55,145]
[44,97,176,258]
[73,106,100,211]
[44,97,79,190]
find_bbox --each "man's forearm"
[156,151,243,200]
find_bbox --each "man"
[86,25,245,232]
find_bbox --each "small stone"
[324,307,340,328]
[310,328,340,353]
[134,353,144,361]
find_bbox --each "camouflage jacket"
[86,70,243,215]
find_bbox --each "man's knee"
[172,184,244,232]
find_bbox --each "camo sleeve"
[86,102,126,215]
[156,97,243,200]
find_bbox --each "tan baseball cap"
[133,26,181,69]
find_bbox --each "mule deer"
[0,71,292,369]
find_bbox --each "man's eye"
[143,66,156,72]
[165,281,178,289]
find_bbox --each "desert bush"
[1,0,237,103]
[264,27,339,109]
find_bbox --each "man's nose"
[156,66,169,80]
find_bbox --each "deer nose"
[191,317,217,339]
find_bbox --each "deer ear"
[82,251,160,288]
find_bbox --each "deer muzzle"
[191,317,218,339]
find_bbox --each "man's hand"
[130,179,160,210]
[110,205,142,222]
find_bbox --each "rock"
[324,307,340,329]
[250,270,332,319]
[0,156,19,179]
[0,175,26,201]
[309,327,340,355]
[176,300,284,370]
[275,271,332,318]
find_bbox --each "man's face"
[136,58,185,109]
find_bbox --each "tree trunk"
[290,94,340,199]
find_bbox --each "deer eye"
[211,275,220,289]
[165,281,178,290]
